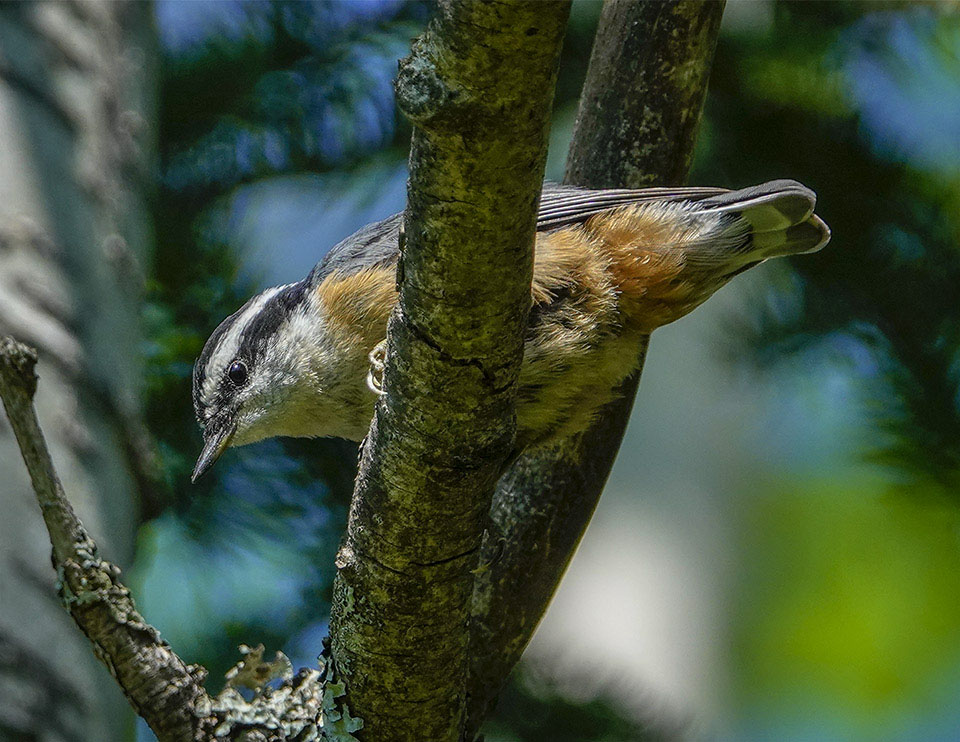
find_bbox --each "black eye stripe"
[193,298,254,417]
[235,281,308,367]
[193,281,309,421]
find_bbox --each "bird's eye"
[227,360,248,386]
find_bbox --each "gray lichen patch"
[198,644,362,741]
[224,644,293,692]
[319,660,363,742]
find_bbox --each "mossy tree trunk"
[328,2,571,740]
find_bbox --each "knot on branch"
[395,34,472,129]
[0,336,39,398]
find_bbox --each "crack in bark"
[409,543,481,569]
[401,311,503,392]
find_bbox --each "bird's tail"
[580,179,830,330]
[694,179,830,262]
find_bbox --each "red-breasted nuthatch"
[191,180,830,481]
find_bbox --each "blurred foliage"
[733,478,960,739]
[697,3,960,492]
[691,3,960,739]
[133,1,960,741]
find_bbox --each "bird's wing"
[308,182,806,287]
[308,212,404,289]
[536,183,730,231]
[538,180,829,255]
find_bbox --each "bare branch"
[0,336,208,741]
[566,0,726,188]
[464,1,726,736]
[0,336,369,742]
[328,2,571,740]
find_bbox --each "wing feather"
[310,181,825,288]
[536,183,729,231]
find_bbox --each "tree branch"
[464,1,726,736]
[566,0,725,188]
[0,337,373,742]
[0,337,208,742]
[328,2,571,740]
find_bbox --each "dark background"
[131,2,960,740]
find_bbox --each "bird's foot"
[366,340,387,396]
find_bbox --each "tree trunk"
[328,2,571,741]
[0,2,153,739]
[464,2,726,736]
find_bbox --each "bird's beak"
[191,421,236,483]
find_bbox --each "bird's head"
[190,281,330,482]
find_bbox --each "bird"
[191,179,830,481]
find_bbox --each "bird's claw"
[366,340,387,396]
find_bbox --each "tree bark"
[328,2,571,741]
[0,2,154,739]
[464,2,726,736]
[565,0,725,188]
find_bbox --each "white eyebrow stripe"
[200,285,284,407]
